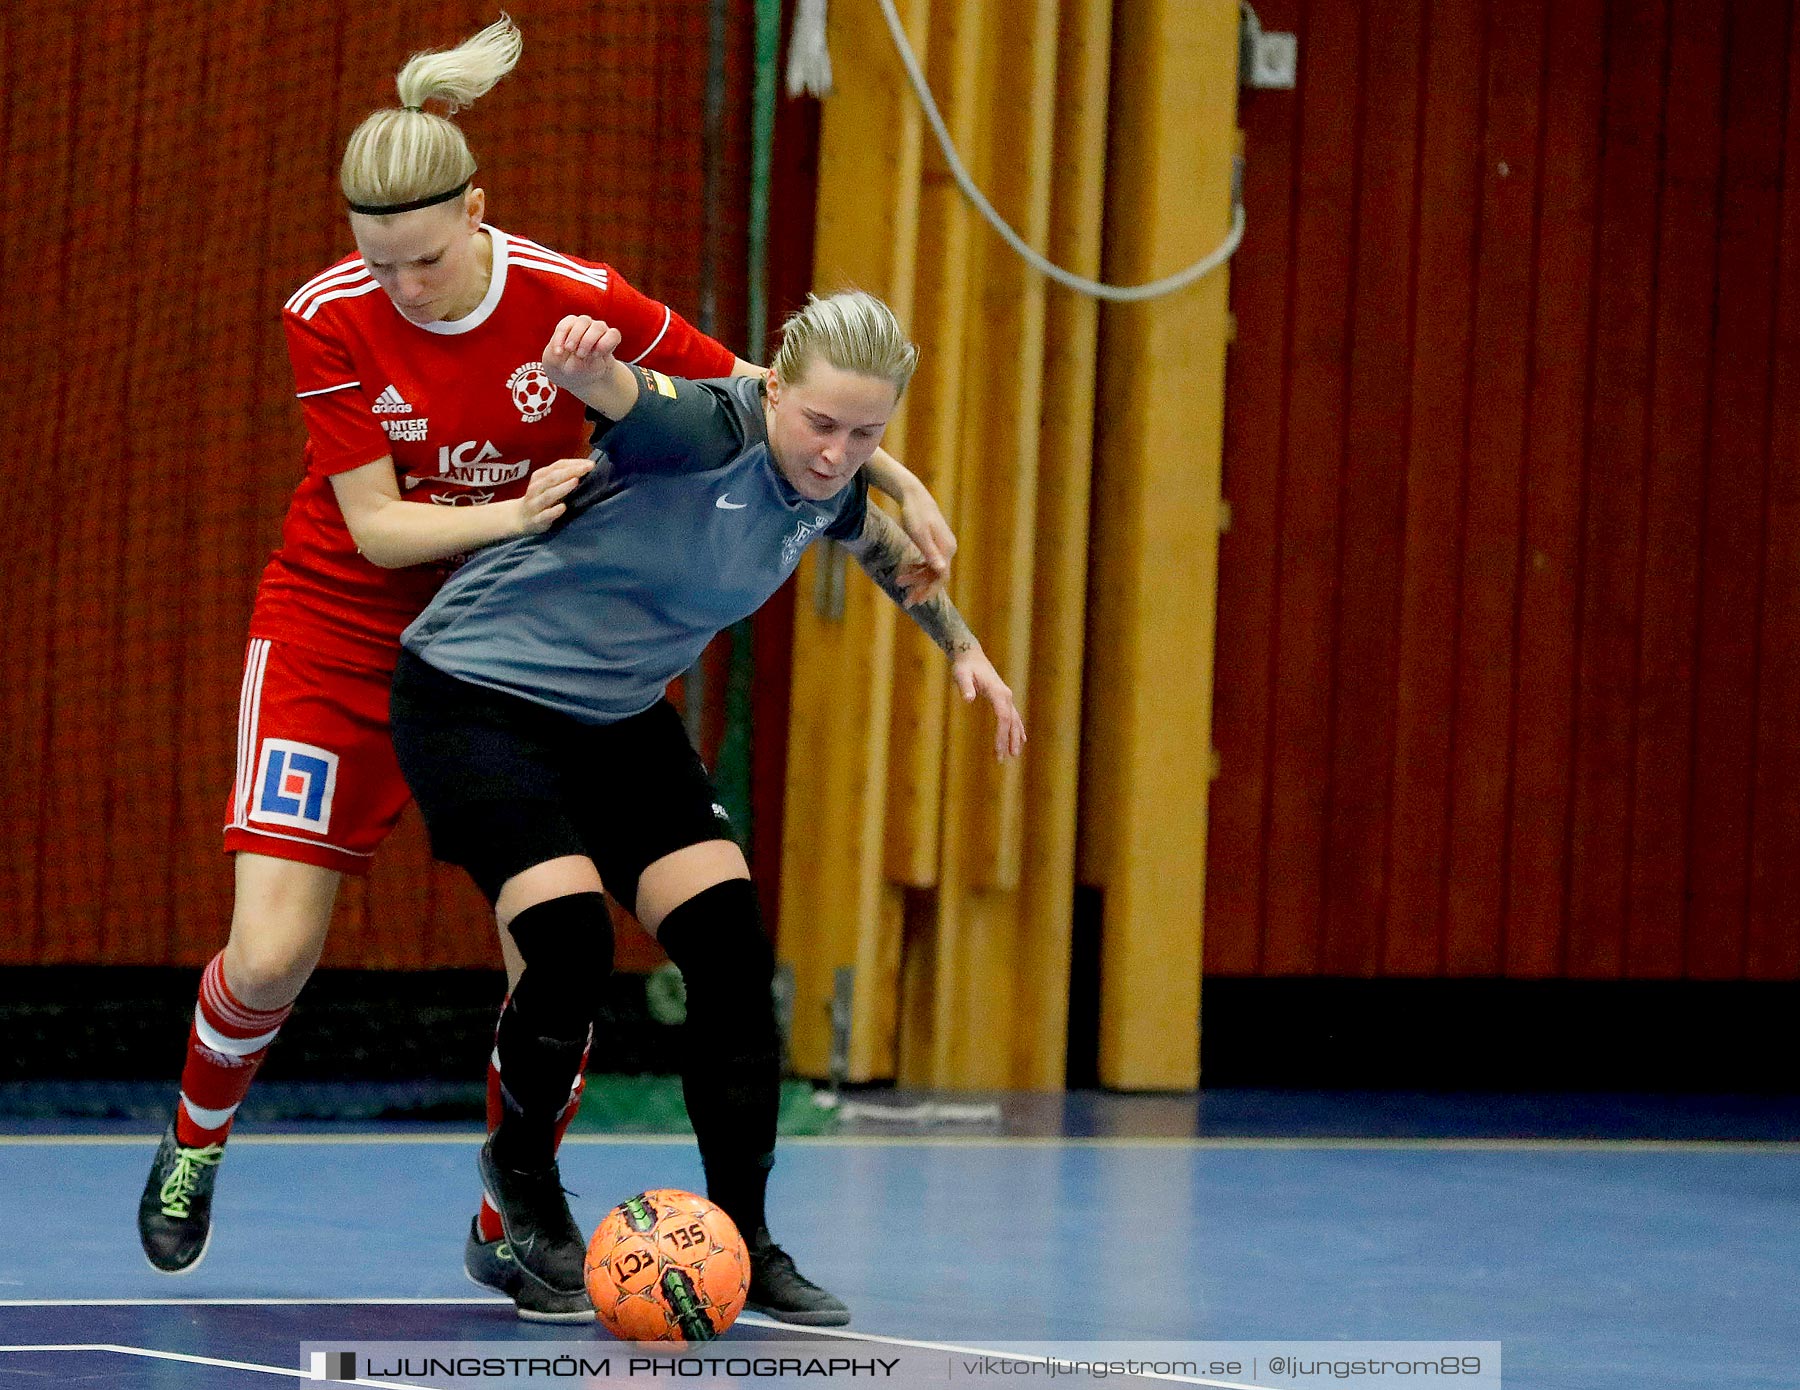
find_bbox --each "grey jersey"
[400,371,869,724]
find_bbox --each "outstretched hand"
[542,315,624,397]
[897,487,956,604]
[952,646,1026,761]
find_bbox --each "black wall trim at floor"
[1063,889,1799,1092]
[0,967,679,1083]
[6,965,1797,1093]
[1193,976,1800,1092]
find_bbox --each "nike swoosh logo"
[715,495,748,510]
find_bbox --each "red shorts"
[222,638,410,875]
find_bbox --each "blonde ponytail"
[340,15,522,211]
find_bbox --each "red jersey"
[254,225,737,671]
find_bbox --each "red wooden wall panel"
[0,6,78,966]
[1383,0,1484,980]
[1208,12,1298,978]
[1690,0,1790,979]
[1507,0,1607,979]
[1627,0,1723,980]
[1209,0,1800,981]
[1444,0,1541,977]
[1323,0,1424,979]
[1260,0,1362,977]
[1748,10,1800,980]
[1567,0,1664,981]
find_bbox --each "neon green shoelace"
[158,1144,223,1219]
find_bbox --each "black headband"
[346,178,471,217]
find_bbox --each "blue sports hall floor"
[0,1088,1793,1388]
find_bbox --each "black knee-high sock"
[491,893,613,1171]
[655,879,780,1242]
[689,1051,779,1243]
[491,994,590,1170]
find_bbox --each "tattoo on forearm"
[852,508,977,658]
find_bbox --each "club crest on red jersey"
[508,361,558,423]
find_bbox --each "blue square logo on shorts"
[250,739,339,833]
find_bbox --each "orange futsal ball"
[585,1189,749,1342]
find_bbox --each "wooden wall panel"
[1322,0,1424,979]
[1627,0,1724,979]
[0,4,76,966]
[1565,0,1665,981]
[90,2,146,963]
[1009,0,1113,1087]
[1254,0,1360,978]
[1084,0,1236,1088]
[918,0,1059,1087]
[881,0,981,893]
[1687,0,1789,979]
[1207,115,1292,977]
[1209,0,1800,982]
[1442,0,1543,977]
[1747,17,1800,980]
[1382,0,1483,980]
[1502,0,1605,980]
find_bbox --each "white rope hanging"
[782,0,1244,301]
[874,0,1242,302]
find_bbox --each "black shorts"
[389,648,735,912]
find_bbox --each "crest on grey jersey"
[780,512,830,567]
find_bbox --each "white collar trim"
[415,225,508,335]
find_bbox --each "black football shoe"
[746,1228,851,1326]
[476,1139,588,1302]
[137,1122,224,1274]
[463,1214,595,1323]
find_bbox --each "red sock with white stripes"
[476,1011,592,1242]
[173,952,293,1149]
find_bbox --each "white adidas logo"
[371,385,413,415]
